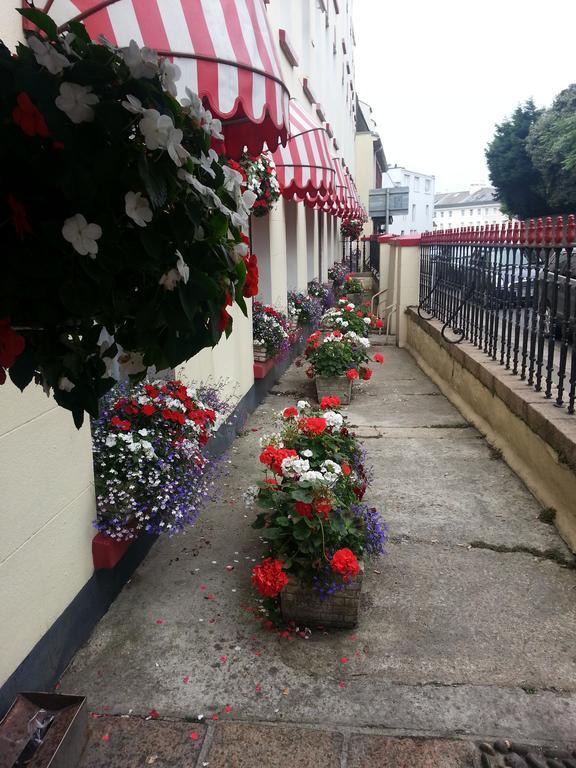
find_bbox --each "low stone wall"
[405,308,576,552]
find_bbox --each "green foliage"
[485,100,548,218]
[526,84,576,213]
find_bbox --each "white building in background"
[434,185,512,230]
[386,165,435,235]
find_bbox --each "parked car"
[538,248,576,338]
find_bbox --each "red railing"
[421,215,576,248]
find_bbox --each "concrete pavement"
[60,342,576,765]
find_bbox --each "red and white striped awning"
[33,0,290,157]
[271,99,335,198]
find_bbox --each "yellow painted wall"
[355,132,375,239]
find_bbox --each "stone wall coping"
[407,308,576,472]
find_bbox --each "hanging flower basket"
[229,152,280,218]
[0,10,258,427]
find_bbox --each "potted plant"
[303,330,379,404]
[307,280,335,312]
[340,218,364,241]
[247,399,386,628]
[328,262,349,292]
[287,291,323,331]
[321,299,372,337]
[252,302,289,362]
[0,11,258,427]
[92,379,230,544]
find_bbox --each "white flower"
[121,40,158,79]
[139,109,175,150]
[243,486,259,508]
[55,82,99,124]
[363,317,372,325]
[122,94,144,114]
[105,434,117,448]
[323,411,343,429]
[58,376,75,392]
[160,58,181,97]
[280,456,310,478]
[297,400,310,410]
[138,429,149,437]
[28,36,70,75]
[138,110,188,166]
[62,214,102,257]
[301,449,313,458]
[298,470,327,485]
[125,191,153,227]
[159,252,189,290]
[118,351,146,377]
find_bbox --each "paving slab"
[205,722,343,768]
[60,346,576,747]
[347,735,479,768]
[78,716,206,767]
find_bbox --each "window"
[403,173,410,187]
[461,209,465,217]
[425,204,430,217]
[425,178,431,193]
[476,208,481,215]
[414,176,420,191]
[411,204,416,222]
[440,211,444,218]
[448,210,452,218]
[469,209,473,216]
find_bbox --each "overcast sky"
[353,0,576,193]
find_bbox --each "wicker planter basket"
[315,375,353,405]
[280,572,363,629]
[253,343,270,362]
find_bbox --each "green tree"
[485,100,548,218]
[526,84,576,213]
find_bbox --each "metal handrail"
[371,288,397,344]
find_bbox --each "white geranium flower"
[139,109,174,150]
[280,456,310,478]
[105,434,117,447]
[165,126,189,166]
[55,82,99,124]
[125,191,153,227]
[321,460,342,476]
[176,251,189,284]
[62,214,102,257]
[160,58,181,97]
[297,400,310,410]
[323,411,343,429]
[28,36,70,75]
[58,376,75,392]
[121,40,158,79]
[122,94,144,114]
[298,470,327,485]
[301,449,313,458]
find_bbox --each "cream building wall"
[0,8,97,693]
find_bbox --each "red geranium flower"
[219,293,233,333]
[141,404,155,416]
[110,416,131,431]
[360,367,372,381]
[320,396,341,410]
[330,548,360,582]
[295,501,313,519]
[144,384,159,398]
[259,445,277,466]
[346,369,359,380]
[305,368,314,378]
[332,330,343,338]
[374,319,384,329]
[242,254,259,298]
[314,498,332,519]
[12,92,50,138]
[373,354,384,364]
[341,463,351,476]
[0,320,25,381]
[282,407,299,419]
[251,558,288,598]
[298,417,327,435]
[7,194,32,238]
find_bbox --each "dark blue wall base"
[0,331,309,718]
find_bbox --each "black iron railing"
[418,216,576,414]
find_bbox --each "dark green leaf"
[18,9,58,40]
[8,348,36,391]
